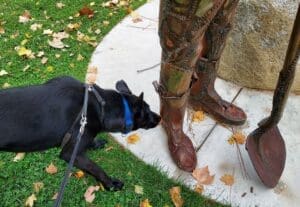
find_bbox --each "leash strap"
[53,84,89,207]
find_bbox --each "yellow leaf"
[127,133,140,144]
[77,54,84,61]
[45,162,58,174]
[74,170,85,178]
[25,194,37,207]
[192,110,205,122]
[220,174,234,186]
[13,152,25,162]
[17,47,32,57]
[169,186,184,207]
[103,20,110,26]
[134,185,143,195]
[46,66,54,73]
[192,166,215,185]
[2,82,11,88]
[140,199,153,207]
[232,132,246,145]
[194,184,204,194]
[33,182,44,193]
[21,39,28,45]
[0,70,8,76]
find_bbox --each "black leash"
[53,84,90,207]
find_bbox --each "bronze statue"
[156,0,246,172]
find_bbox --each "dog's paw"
[104,178,124,191]
[89,139,107,150]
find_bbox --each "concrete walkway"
[90,1,300,206]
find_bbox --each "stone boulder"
[218,0,300,94]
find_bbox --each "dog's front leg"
[60,150,123,191]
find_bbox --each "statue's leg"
[158,0,225,172]
[189,0,247,125]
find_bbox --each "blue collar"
[121,96,133,133]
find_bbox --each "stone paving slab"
[90,1,300,206]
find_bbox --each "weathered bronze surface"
[246,5,300,188]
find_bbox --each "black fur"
[0,76,160,191]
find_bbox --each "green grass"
[0,0,227,206]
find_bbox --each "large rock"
[218,0,300,94]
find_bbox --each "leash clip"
[79,115,87,134]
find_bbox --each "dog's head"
[116,80,161,133]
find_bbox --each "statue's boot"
[157,65,196,172]
[189,0,247,125]
[158,0,226,171]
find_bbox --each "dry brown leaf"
[79,6,94,18]
[45,163,58,174]
[13,152,25,162]
[194,184,204,194]
[43,29,53,35]
[30,23,42,31]
[25,194,37,207]
[33,182,44,193]
[192,110,205,122]
[127,133,140,144]
[66,23,81,31]
[220,174,234,186]
[48,38,65,49]
[103,20,110,26]
[192,166,215,185]
[84,185,100,203]
[19,10,31,23]
[140,199,153,207]
[130,11,142,23]
[169,186,184,207]
[105,146,113,152]
[0,26,5,34]
[74,170,85,178]
[51,192,58,200]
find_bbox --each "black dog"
[0,76,160,190]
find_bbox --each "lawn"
[0,0,226,206]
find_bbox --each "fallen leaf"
[30,23,42,31]
[192,166,215,185]
[233,132,246,145]
[21,39,28,46]
[79,6,94,18]
[0,26,5,34]
[90,2,95,6]
[43,29,53,35]
[41,57,48,64]
[127,133,140,144]
[56,2,65,9]
[13,152,25,162]
[19,10,31,23]
[48,39,65,49]
[220,174,234,186]
[84,185,100,203]
[33,182,44,193]
[140,199,153,207]
[134,185,143,195]
[23,65,30,72]
[95,29,101,34]
[103,20,110,26]
[37,51,44,57]
[17,46,35,58]
[45,162,58,174]
[25,194,37,207]
[194,184,204,194]
[51,192,58,200]
[2,83,11,88]
[46,66,54,73]
[53,31,69,40]
[105,146,113,151]
[66,23,81,31]
[192,110,205,122]
[74,170,85,178]
[130,11,142,23]
[169,186,184,207]
[0,70,8,76]
[77,54,84,61]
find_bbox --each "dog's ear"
[116,80,132,94]
[138,92,144,101]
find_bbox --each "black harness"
[54,84,133,207]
